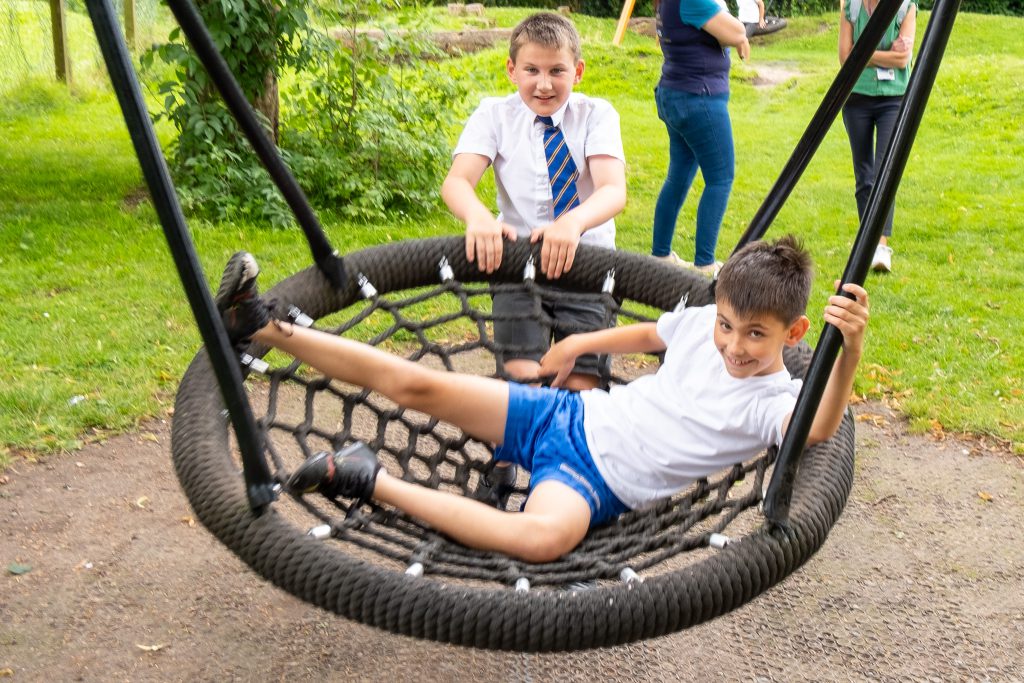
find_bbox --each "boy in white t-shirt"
[215,236,869,563]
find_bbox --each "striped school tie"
[537,116,581,219]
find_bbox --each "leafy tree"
[144,0,466,225]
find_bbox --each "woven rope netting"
[171,237,856,650]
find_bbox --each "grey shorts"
[491,287,613,378]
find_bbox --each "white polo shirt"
[581,305,803,509]
[452,92,625,250]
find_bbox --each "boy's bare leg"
[374,475,591,563]
[253,322,509,445]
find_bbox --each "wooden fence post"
[124,0,137,50]
[612,0,637,46]
[50,0,72,84]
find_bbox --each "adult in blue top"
[651,0,750,276]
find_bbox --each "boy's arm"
[530,154,626,280]
[539,323,665,388]
[441,153,518,274]
[755,0,766,26]
[790,282,870,445]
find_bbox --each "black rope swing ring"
[85,0,960,652]
[173,238,853,650]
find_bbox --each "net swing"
[85,0,961,651]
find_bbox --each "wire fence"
[1,0,167,96]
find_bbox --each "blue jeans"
[651,86,735,267]
[842,93,902,238]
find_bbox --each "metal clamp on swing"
[438,256,454,283]
[287,305,314,328]
[602,269,616,295]
[240,353,269,374]
[357,273,378,299]
[522,256,536,282]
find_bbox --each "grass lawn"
[1,8,1021,467]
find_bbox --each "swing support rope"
[84,0,277,508]
[763,0,963,523]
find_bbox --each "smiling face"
[714,298,810,379]
[506,42,584,117]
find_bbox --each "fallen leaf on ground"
[141,432,159,443]
[180,516,196,528]
[7,563,31,575]
[135,643,167,652]
[135,496,150,509]
[855,413,888,427]
[0,667,14,677]
[977,491,994,502]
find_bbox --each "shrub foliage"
[143,0,466,225]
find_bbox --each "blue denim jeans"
[651,86,735,267]
[842,93,902,237]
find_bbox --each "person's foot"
[871,244,893,273]
[654,252,721,277]
[287,441,381,502]
[215,251,271,348]
[694,261,723,277]
[473,463,518,509]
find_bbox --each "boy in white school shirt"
[440,11,627,394]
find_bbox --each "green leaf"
[7,562,31,575]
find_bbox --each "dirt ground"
[2,401,1023,682]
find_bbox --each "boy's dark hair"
[715,235,813,324]
[509,12,582,64]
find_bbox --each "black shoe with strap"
[215,251,272,350]
[287,441,380,503]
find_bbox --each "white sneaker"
[655,252,722,277]
[655,251,686,265]
[871,244,893,272]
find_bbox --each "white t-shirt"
[738,0,761,24]
[580,305,802,509]
[452,92,625,250]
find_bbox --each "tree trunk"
[253,69,279,143]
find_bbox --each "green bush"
[143,0,466,225]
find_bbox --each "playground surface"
[2,401,1022,681]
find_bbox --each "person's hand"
[466,218,517,273]
[892,35,912,52]
[825,281,870,356]
[539,337,580,388]
[759,18,767,28]
[737,36,751,61]
[530,215,584,280]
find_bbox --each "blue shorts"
[494,383,629,527]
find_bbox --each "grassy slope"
[0,10,1021,466]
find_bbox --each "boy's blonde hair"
[716,235,813,325]
[509,12,582,63]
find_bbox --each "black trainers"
[215,251,271,349]
[287,441,380,503]
[473,463,518,509]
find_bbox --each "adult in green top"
[839,0,917,273]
